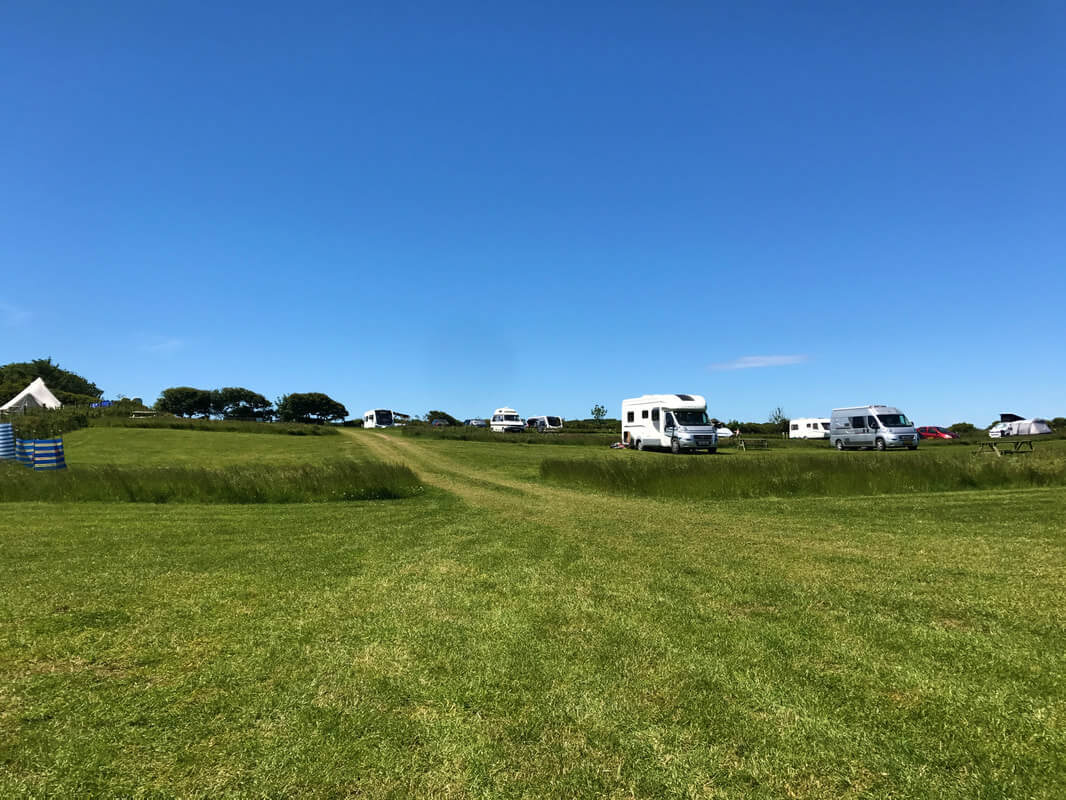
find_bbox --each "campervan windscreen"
[546,417,562,426]
[877,413,910,427]
[821,423,830,430]
[375,410,393,426]
[504,414,520,422]
[673,410,710,426]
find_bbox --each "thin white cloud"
[0,302,31,327]
[139,337,184,355]
[710,354,809,370]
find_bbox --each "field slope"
[0,428,1063,798]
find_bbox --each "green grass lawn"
[1,428,1064,797]
[64,426,366,467]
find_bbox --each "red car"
[916,426,959,440]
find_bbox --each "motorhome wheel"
[875,438,886,451]
[670,439,681,454]
[835,439,845,451]
[636,439,644,451]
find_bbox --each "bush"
[88,416,338,436]
[5,408,89,439]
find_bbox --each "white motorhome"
[789,417,831,440]
[490,407,525,433]
[830,405,919,451]
[363,409,396,428]
[622,394,719,453]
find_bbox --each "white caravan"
[789,417,831,440]
[830,405,918,451]
[490,407,525,433]
[363,409,396,428]
[622,394,719,454]
[988,413,1053,438]
[526,415,564,432]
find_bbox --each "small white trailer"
[621,394,719,453]
[363,409,396,428]
[789,417,831,439]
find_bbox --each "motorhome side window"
[867,416,878,428]
[642,410,649,419]
[651,409,659,423]
[849,416,865,428]
[627,411,634,422]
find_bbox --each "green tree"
[213,387,274,421]
[768,407,789,434]
[276,393,348,424]
[0,358,103,405]
[590,404,607,421]
[425,410,461,426]
[948,422,977,435]
[155,387,213,418]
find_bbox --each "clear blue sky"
[2,2,1063,426]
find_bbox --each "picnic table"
[973,439,1035,457]
[736,438,769,451]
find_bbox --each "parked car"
[430,418,450,427]
[463,419,488,427]
[916,426,959,440]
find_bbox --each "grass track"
[1,429,1064,797]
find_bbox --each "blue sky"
[2,2,1063,426]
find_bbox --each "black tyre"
[835,439,845,451]
[636,439,644,451]
[707,447,717,454]
[908,445,918,450]
[875,438,886,451]
[671,439,681,454]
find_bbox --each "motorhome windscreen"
[821,423,830,429]
[877,413,910,427]
[504,415,520,422]
[375,410,393,425]
[546,417,562,426]
[673,410,709,426]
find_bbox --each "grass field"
[1,428,1064,797]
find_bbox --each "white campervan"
[789,417,831,440]
[490,407,525,433]
[830,405,919,451]
[622,394,719,453]
[363,409,396,428]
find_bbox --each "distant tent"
[0,377,62,412]
[1016,419,1053,436]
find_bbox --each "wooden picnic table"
[736,438,769,451]
[973,439,1035,457]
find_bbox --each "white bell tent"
[0,377,62,412]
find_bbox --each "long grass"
[541,449,1066,498]
[0,460,420,502]
[89,415,338,435]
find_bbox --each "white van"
[830,406,919,451]
[363,409,396,428]
[622,394,718,453]
[490,407,525,433]
[789,417,831,440]
[526,415,564,432]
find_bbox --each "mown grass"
[89,415,337,435]
[1,484,1064,798]
[62,427,356,467]
[0,460,421,502]
[542,447,1066,499]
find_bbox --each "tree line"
[154,387,347,425]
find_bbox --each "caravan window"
[791,423,799,431]
[627,411,634,422]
